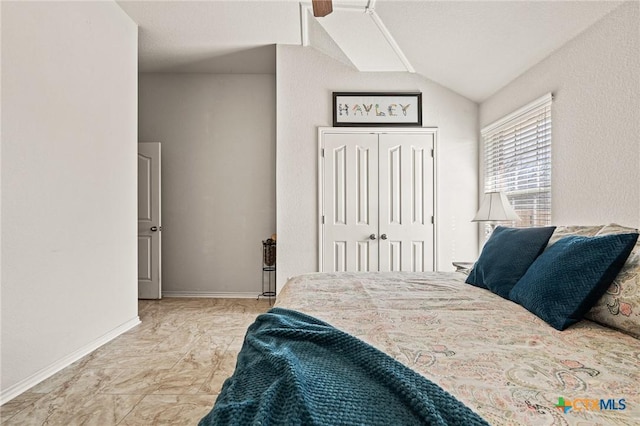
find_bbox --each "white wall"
[1,1,138,400]
[480,2,640,229]
[139,74,276,296]
[276,45,479,290]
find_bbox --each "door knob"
[150,226,158,232]
[369,234,377,240]
[380,234,387,240]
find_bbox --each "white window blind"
[481,93,552,228]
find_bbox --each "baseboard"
[0,316,141,405]
[162,291,267,299]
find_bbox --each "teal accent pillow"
[509,233,639,331]
[466,226,556,298]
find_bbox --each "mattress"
[275,271,640,425]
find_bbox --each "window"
[481,93,552,229]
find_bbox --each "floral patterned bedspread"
[276,272,640,426]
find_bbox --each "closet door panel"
[322,133,379,272]
[378,133,434,272]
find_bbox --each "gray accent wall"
[138,74,277,296]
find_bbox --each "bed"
[202,224,640,425]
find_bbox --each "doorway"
[138,142,162,299]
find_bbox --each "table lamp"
[472,191,520,230]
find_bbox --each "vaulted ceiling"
[118,0,622,102]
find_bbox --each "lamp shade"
[472,192,520,222]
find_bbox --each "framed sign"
[332,92,422,127]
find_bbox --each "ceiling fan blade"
[312,0,333,17]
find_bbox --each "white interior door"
[320,129,435,273]
[138,142,162,299]
[378,133,434,272]
[322,133,379,272]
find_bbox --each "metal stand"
[259,239,276,305]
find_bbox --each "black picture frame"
[332,92,422,127]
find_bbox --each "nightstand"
[452,261,474,275]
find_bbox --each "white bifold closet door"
[321,130,435,273]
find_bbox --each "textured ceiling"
[118,0,622,102]
[117,0,300,73]
[375,0,622,101]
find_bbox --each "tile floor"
[0,298,272,425]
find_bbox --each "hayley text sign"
[333,92,422,127]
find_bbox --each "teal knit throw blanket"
[199,308,489,426]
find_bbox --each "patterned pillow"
[509,233,639,331]
[586,224,640,338]
[546,225,603,247]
